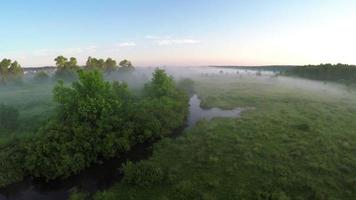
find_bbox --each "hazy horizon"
[1,0,356,67]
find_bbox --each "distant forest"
[285,63,356,84]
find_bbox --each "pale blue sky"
[1,0,356,67]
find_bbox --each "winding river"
[0,94,245,200]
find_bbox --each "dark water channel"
[0,94,245,200]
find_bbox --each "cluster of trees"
[0,59,23,84]
[85,57,117,71]
[285,63,356,84]
[54,56,80,81]
[52,56,135,82]
[85,57,134,72]
[0,69,188,185]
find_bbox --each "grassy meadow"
[92,75,356,200]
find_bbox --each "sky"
[1,0,356,67]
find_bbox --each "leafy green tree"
[144,69,176,98]
[104,58,118,72]
[118,59,135,72]
[119,59,132,68]
[85,57,118,73]
[54,55,68,68]
[142,69,189,134]
[67,57,78,68]
[0,59,23,84]
[24,70,135,179]
[54,56,79,81]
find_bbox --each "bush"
[54,69,78,82]
[68,191,89,200]
[0,104,19,130]
[0,141,26,187]
[0,68,189,187]
[171,180,202,200]
[177,78,195,95]
[33,71,50,82]
[93,191,117,200]
[123,161,165,187]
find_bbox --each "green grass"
[0,83,54,146]
[94,75,356,200]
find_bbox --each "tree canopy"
[0,59,23,84]
[54,56,79,81]
[85,57,119,72]
[19,68,188,180]
[285,63,356,84]
[118,59,135,72]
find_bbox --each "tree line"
[284,63,356,84]
[0,56,135,84]
[0,68,189,186]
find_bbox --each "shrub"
[33,71,50,82]
[93,191,117,200]
[123,161,165,187]
[68,191,89,200]
[171,180,202,200]
[0,104,19,130]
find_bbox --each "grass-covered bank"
[92,76,356,200]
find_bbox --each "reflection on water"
[187,94,246,128]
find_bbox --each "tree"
[104,58,117,72]
[119,59,132,68]
[85,57,119,73]
[67,57,78,68]
[54,56,68,68]
[118,59,134,72]
[54,56,79,81]
[0,59,23,84]
[25,70,135,179]
[144,69,176,98]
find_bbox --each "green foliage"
[172,180,203,200]
[0,59,23,84]
[144,69,177,98]
[54,56,79,81]
[142,69,189,134]
[69,191,90,200]
[97,75,356,200]
[85,57,118,72]
[285,63,356,84]
[24,70,135,179]
[0,141,26,187]
[123,161,165,187]
[2,68,189,185]
[118,59,134,72]
[0,67,188,187]
[0,104,19,130]
[93,191,117,200]
[177,78,195,95]
[33,71,50,83]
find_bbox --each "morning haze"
[1,1,356,200]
